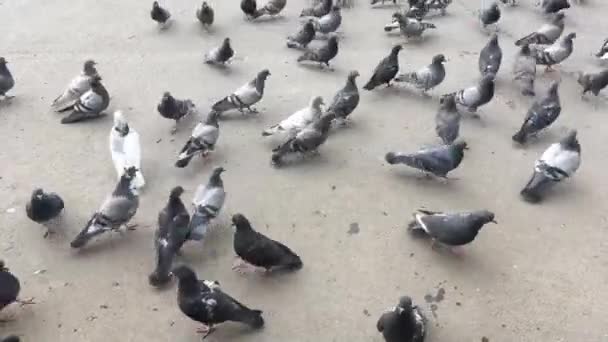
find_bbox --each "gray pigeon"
[513,44,537,96]
[60,76,110,124]
[297,35,339,69]
[577,70,608,96]
[363,45,403,90]
[327,70,360,124]
[515,12,565,46]
[512,81,561,144]
[157,92,197,134]
[70,167,139,248]
[405,0,429,21]
[212,69,271,114]
[252,0,287,18]
[312,6,342,35]
[25,189,65,238]
[175,111,220,168]
[520,130,580,203]
[301,0,332,17]
[151,1,171,28]
[408,209,496,249]
[196,1,214,28]
[540,0,570,14]
[479,2,500,29]
[241,0,258,19]
[449,74,495,114]
[52,60,98,111]
[377,296,426,342]
[595,38,608,60]
[426,0,453,15]
[272,113,336,166]
[188,167,226,241]
[0,58,15,101]
[204,38,234,65]
[385,141,467,178]
[530,32,576,71]
[149,186,190,287]
[287,20,316,49]
[435,94,460,145]
[384,12,436,40]
[479,34,502,76]
[395,54,446,93]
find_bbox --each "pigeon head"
[204,110,221,125]
[348,70,360,81]
[202,1,210,8]
[391,12,404,22]
[171,265,198,285]
[547,81,560,97]
[305,19,315,30]
[564,32,576,41]
[161,91,174,103]
[153,1,160,9]
[432,54,446,65]
[310,96,325,109]
[480,73,496,86]
[209,166,226,187]
[489,33,499,45]
[331,5,341,12]
[0,57,7,65]
[390,45,403,56]
[83,60,97,75]
[554,12,565,22]
[440,93,457,111]
[0,260,7,271]
[113,111,130,136]
[473,210,497,227]
[397,296,413,312]
[31,188,44,200]
[490,2,499,11]
[169,186,184,199]
[222,37,231,47]
[452,140,468,152]
[232,213,253,231]
[560,129,579,151]
[90,75,103,87]
[327,34,339,46]
[257,69,271,80]
[123,166,138,180]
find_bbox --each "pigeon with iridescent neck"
[212,69,271,115]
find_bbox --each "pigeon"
[70,167,139,248]
[300,0,332,17]
[204,38,234,65]
[363,45,403,90]
[157,92,196,134]
[426,0,453,15]
[0,58,14,101]
[312,6,342,34]
[385,141,467,178]
[520,130,581,203]
[52,60,98,111]
[149,186,190,287]
[408,209,496,249]
[231,214,303,273]
[479,2,500,29]
[1,336,19,342]
[395,54,446,93]
[515,12,565,46]
[595,38,608,60]
[449,73,495,114]
[262,96,325,137]
[287,20,316,49]
[151,1,171,28]
[326,70,360,124]
[189,167,226,241]
[173,265,264,338]
[241,0,258,18]
[577,70,608,96]
[384,13,436,40]
[60,76,110,124]
[212,69,271,115]
[0,261,35,317]
[540,0,570,14]
[371,0,397,5]
[271,113,336,165]
[513,44,537,96]
[479,34,502,76]
[530,32,576,71]
[512,81,561,144]
[251,0,287,18]
[296,34,339,69]
[25,189,65,238]
[499,0,517,5]
[109,111,145,190]
[435,94,461,145]
[196,1,214,28]
[176,111,220,168]
[405,0,429,21]
[377,296,426,342]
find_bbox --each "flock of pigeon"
[0,0,606,340]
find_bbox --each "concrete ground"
[1,0,608,341]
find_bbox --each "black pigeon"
[173,265,264,338]
[1,336,19,342]
[385,141,467,178]
[271,113,335,166]
[25,189,65,238]
[377,296,426,342]
[301,0,332,17]
[212,69,271,115]
[197,1,214,28]
[204,38,234,65]
[232,214,303,273]
[521,130,581,203]
[435,94,461,145]
[175,111,220,168]
[189,167,226,241]
[515,12,565,46]
[241,0,258,18]
[450,73,495,114]
[297,35,339,69]
[531,32,576,72]
[0,261,34,316]
[363,45,402,90]
[70,167,139,248]
[577,70,608,96]
[0,57,15,100]
[540,0,570,14]
[395,54,446,93]
[479,34,502,76]
[479,2,500,29]
[512,81,561,144]
[151,1,171,28]
[287,20,316,49]
[408,209,496,249]
[60,76,110,124]
[513,44,537,96]
[149,186,191,287]
[327,70,360,124]
[157,92,196,134]
[595,38,608,60]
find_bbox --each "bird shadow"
[204,63,236,76]
[388,169,461,188]
[297,62,337,73]
[201,323,265,342]
[70,231,138,258]
[218,112,260,122]
[273,153,330,169]
[250,15,288,24]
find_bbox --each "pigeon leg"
[247,106,259,114]
[449,245,466,256]
[170,122,178,135]
[544,65,555,72]
[197,324,215,339]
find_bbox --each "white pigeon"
[109,111,145,191]
[52,60,98,112]
[262,96,324,137]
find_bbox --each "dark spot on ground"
[363,309,371,317]
[348,222,360,235]
[456,302,462,306]
[482,337,489,342]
